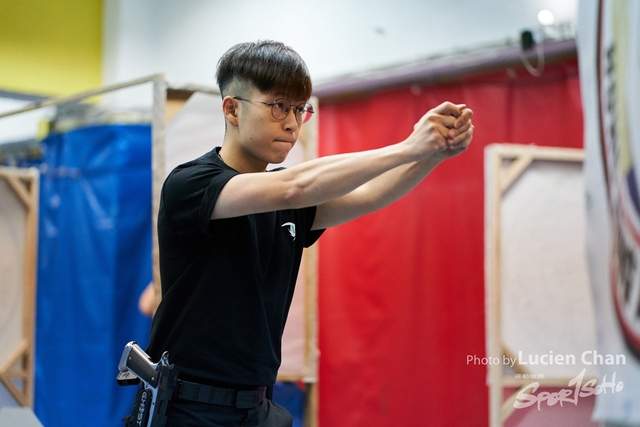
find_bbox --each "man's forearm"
[351,129,472,215]
[310,144,469,230]
[281,142,420,207]
[213,142,421,219]
[357,154,444,212]
[311,155,444,229]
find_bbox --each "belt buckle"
[235,389,265,409]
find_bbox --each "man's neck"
[218,140,268,174]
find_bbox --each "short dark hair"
[216,40,312,101]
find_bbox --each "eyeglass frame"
[233,97,314,124]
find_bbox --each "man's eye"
[273,102,286,110]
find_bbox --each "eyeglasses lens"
[297,106,313,124]
[271,101,314,123]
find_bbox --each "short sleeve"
[162,161,238,236]
[302,205,324,248]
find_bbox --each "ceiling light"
[538,10,555,26]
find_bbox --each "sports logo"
[281,222,296,240]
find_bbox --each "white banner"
[579,0,640,422]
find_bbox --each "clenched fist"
[404,102,474,161]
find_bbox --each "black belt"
[175,379,267,409]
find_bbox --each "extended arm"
[211,102,473,222]
[311,107,473,229]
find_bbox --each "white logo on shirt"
[281,222,296,240]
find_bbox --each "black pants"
[123,386,293,427]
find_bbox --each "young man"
[124,40,473,426]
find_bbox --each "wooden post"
[0,167,39,407]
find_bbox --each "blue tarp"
[273,382,304,427]
[34,124,153,427]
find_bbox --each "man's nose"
[282,108,299,131]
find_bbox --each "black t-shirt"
[146,147,323,387]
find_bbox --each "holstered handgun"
[117,341,179,427]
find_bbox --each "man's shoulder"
[176,149,218,170]
[167,149,226,181]
[162,148,238,205]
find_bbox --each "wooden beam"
[499,154,533,194]
[0,339,29,375]
[4,175,32,209]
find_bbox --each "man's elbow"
[281,179,312,208]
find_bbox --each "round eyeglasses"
[233,97,314,124]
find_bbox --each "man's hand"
[404,102,474,161]
[440,103,474,159]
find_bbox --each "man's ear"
[222,96,239,126]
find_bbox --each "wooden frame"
[484,143,594,426]
[0,167,39,407]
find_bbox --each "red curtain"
[317,59,583,427]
